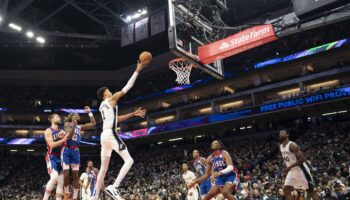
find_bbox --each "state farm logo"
[219,42,230,50]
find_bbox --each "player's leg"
[203,186,221,200]
[283,185,295,200]
[72,164,80,200]
[71,149,81,200]
[283,170,297,200]
[56,173,64,200]
[43,168,59,200]
[93,146,112,199]
[62,147,71,198]
[222,183,236,200]
[111,136,134,188]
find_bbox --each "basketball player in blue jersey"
[86,160,99,199]
[43,114,70,200]
[193,150,211,199]
[189,141,240,200]
[62,106,96,200]
[93,59,148,200]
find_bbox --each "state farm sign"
[198,24,277,64]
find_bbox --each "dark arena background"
[0,0,350,200]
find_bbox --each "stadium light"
[157,141,163,145]
[169,138,183,142]
[36,36,46,44]
[26,31,34,38]
[10,149,18,152]
[26,149,35,152]
[0,16,2,23]
[123,9,148,22]
[132,13,141,19]
[322,112,337,116]
[9,23,22,31]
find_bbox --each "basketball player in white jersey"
[182,163,200,200]
[279,130,318,200]
[80,167,91,200]
[93,60,148,200]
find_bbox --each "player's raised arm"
[64,120,77,139]
[81,106,96,131]
[44,128,68,148]
[188,156,212,188]
[109,60,148,105]
[283,143,307,174]
[118,107,146,122]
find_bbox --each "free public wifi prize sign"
[198,24,277,64]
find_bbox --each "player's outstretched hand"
[85,106,91,113]
[282,167,291,176]
[58,130,66,139]
[136,60,148,73]
[63,133,69,141]
[134,107,146,118]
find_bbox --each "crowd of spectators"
[0,117,349,200]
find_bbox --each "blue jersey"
[194,158,206,176]
[88,170,96,195]
[66,125,81,147]
[211,151,234,176]
[47,128,63,156]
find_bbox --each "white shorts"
[284,164,314,190]
[100,129,127,157]
[81,188,91,200]
[187,186,199,200]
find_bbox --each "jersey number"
[72,134,78,141]
[283,156,290,162]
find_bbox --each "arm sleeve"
[220,165,233,175]
[121,72,139,94]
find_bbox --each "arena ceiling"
[0,0,292,71]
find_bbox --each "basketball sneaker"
[105,185,123,200]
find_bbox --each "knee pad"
[62,163,70,170]
[71,164,80,171]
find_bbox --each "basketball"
[139,51,152,64]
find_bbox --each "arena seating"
[0,117,349,200]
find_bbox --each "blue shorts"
[62,147,80,166]
[199,179,211,196]
[46,155,62,174]
[215,173,239,187]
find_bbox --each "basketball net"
[169,58,194,85]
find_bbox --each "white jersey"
[280,141,315,190]
[99,99,118,130]
[183,170,199,200]
[280,141,297,168]
[80,172,90,187]
[182,170,196,184]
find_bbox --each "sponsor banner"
[198,24,277,64]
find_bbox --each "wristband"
[88,112,93,117]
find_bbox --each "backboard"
[168,0,225,80]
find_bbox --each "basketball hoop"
[169,58,194,85]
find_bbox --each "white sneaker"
[105,185,123,200]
